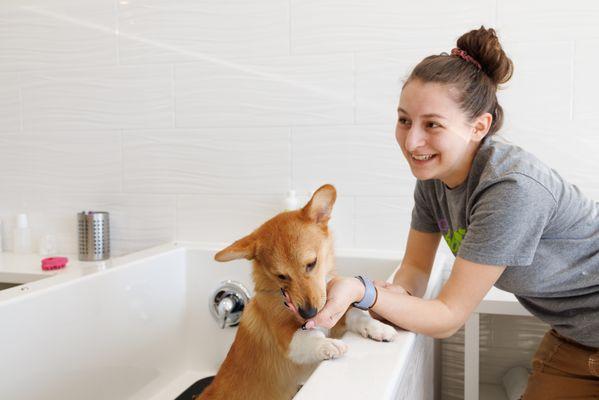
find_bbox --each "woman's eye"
[427,121,441,129]
[277,274,289,281]
[306,259,317,272]
[398,117,411,126]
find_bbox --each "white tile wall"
[174,54,354,127]
[0,73,22,132]
[0,0,597,260]
[0,192,176,257]
[355,48,445,125]
[355,196,413,251]
[122,127,290,194]
[117,0,290,64]
[573,39,599,120]
[21,66,174,131]
[496,0,599,43]
[290,0,495,54]
[0,0,118,73]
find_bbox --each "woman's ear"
[472,112,493,141]
[301,184,337,225]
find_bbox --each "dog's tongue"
[282,290,303,320]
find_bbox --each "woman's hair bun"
[456,26,513,86]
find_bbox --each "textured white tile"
[178,193,355,249]
[117,0,289,64]
[175,54,354,127]
[501,117,599,201]
[0,72,21,132]
[0,131,121,193]
[498,41,572,122]
[355,195,414,251]
[291,0,495,54]
[176,194,283,244]
[292,125,413,196]
[0,193,176,256]
[0,134,32,192]
[0,0,117,72]
[123,128,290,194]
[573,39,599,120]
[355,47,447,124]
[21,66,174,131]
[497,0,599,42]
[91,195,176,256]
[326,195,355,249]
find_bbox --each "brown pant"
[522,329,599,399]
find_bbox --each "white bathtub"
[0,242,448,400]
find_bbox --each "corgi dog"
[197,184,397,400]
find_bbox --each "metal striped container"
[78,211,110,261]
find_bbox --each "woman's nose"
[405,126,426,152]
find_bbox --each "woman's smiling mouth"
[410,152,438,163]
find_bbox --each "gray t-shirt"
[411,135,599,348]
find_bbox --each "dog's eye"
[277,274,290,281]
[306,259,317,272]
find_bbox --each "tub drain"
[175,376,214,400]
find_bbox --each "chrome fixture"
[209,280,251,329]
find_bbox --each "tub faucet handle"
[209,280,251,329]
[217,296,235,329]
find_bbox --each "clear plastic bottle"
[13,213,32,254]
[284,190,298,211]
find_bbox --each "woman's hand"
[303,276,365,330]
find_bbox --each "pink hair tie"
[451,48,482,70]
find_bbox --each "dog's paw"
[358,319,397,342]
[317,338,348,360]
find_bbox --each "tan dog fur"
[197,184,396,400]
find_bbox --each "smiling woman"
[305,26,599,400]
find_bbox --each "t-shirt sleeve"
[458,174,557,266]
[410,180,441,233]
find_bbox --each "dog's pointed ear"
[214,234,256,262]
[301,184,337,225]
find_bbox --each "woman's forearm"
[392,262,431,298]
[371,285,458,339]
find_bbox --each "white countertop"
[0,251,117,304]
[476,285,531,316]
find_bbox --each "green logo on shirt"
[444,227,467,255]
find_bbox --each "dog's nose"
[298,305,317,319]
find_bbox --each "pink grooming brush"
[41,257,68,271]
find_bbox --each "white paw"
[317,338,348,360]
[358,319,398,342]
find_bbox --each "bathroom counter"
[0,251,116,303]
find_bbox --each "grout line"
[494,0,499,26]
[114,0,121,65]
[570,41,575,120]
[18,74,24,133]
[288,0,292,56]
[289,127,294,191]
[120,130,124,193]
[352,52,357,124]
[174,194,179,241]
[171,64,177,128]
[352,196,357,247]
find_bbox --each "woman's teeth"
[412,154,436,161]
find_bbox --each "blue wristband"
[353,275,377,310]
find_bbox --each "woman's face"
[395,79,488,188]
